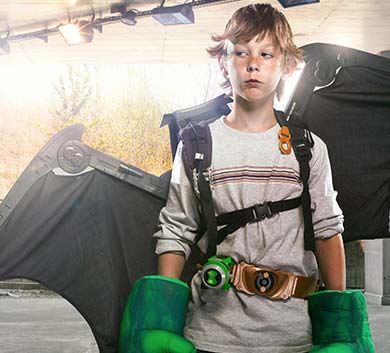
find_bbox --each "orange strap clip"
[278,126,292,155]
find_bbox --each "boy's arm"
[308,136,345,289]
[310,234,375,353]
[154,141,201,262]
[158,252,186,279]
[315,233,346,290]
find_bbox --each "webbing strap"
[215,197,302,245]
[187,123,218,261]
[294,141,316,252]
[272,111,315,252]
[198,171,218,260]
[287,121,316,252]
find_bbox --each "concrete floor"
[0,290,389,353]
[0,291,98,353]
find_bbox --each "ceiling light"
[0,39,10,55]
[121,10,137,26]
[151,4,194,25]
[58,20,94,45]
[277,0,319,8]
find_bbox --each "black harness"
[179,110,315,261]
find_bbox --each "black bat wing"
[287,43,390,242]
[0,125,168,353]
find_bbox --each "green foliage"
[49,65,94,130]
[46,65,172,176]
[0,104,48,199]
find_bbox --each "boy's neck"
[225,95,277,133]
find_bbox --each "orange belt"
[231,261,319,300]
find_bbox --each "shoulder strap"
[275,110,316,252]
[179,121,218,261]
[179,112,317,257]
[179,121,212,183]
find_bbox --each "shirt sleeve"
[309,135,344,239]
[153,141,201,260]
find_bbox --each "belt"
[232,261,319,300]
[200,257,319,300]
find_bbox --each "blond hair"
[207,3,303,99]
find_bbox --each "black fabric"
[0,170,166,353]
[179,121,213,180]
[277,0,319,8]
[163,94,232,159]
[180,122,219,259]
[301,65,390,241]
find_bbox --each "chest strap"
[215,197,302,245]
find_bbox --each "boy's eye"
[235,51,248,57]
[262,52,273,58]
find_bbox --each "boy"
[154,3,345,353]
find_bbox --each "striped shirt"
[155,116,344,353]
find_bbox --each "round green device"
[200,256,235,290]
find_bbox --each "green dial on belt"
[206,269,219,286]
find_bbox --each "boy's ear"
[218,56,228,78]
[281,60,298,81]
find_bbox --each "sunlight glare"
[274,62,306,112]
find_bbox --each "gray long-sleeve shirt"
[154,117,344,353]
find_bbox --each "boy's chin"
[237,91,274,104]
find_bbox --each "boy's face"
[220,35,290,104]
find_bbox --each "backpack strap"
[275,110,316,252]
[179,122,218,260]
[179,111,316,258]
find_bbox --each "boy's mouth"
[245,79,262,84]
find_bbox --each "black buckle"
[294,142,312,161]
[252,203,272,222]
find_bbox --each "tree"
[47,64,172,176]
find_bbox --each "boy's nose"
[247,61,260,72]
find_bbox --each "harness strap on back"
[276,111,316,252]
[198,172,219,260]
[180,122,218,261]
[294,138,316,252]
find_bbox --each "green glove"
[140,330,196,353]
[118,275,196,353]
[308,290,375,353]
